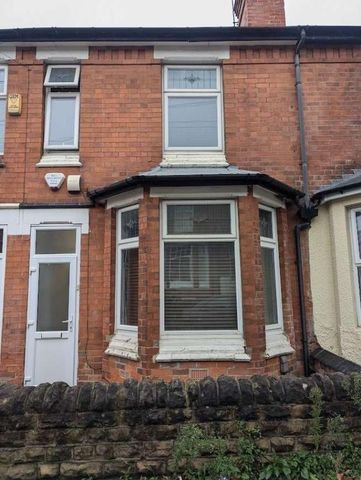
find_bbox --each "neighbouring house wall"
[0,374,360,479]
[310,193,361,365]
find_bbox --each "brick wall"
[0,374,359,479]
[233,0,286,26]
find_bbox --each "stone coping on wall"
[0,374,360,480]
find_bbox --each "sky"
[0,0,360,28]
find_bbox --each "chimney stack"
[233,0,286,27]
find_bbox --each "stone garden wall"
[0,374,361,479]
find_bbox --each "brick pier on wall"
[1,374,361,479]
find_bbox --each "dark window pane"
[121,248,139,326]
[36,230,76,254]
[167,204,231,235]
[261,247,279,325]
[164,242,237,331]
[356,212,361,258]
[49,67,77,84]
[0,98,5,153]
[0,229,3,254]
[37,263,70,331]
[259,209,273,238]
[121,209,139,240]
[168,96,218,148]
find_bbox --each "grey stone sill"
[105,330,139,361]
[265,330,295,359]
[36,152,82,168]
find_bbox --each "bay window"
[0,66,7,155]
[162,201,240,332]
[350,208,361,324]
[116,206,139,329]
[164,66,223,151]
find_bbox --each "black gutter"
[19,202,93,209]
[88,172,303,203]
[295,223,311,377]
[312,181,361,203]
[0,26,360,45]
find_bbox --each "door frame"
[24,224,81,386]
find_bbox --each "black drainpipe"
[294,28,313,376]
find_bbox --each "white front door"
[24,226,80,386]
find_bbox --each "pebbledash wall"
[0,374,361,479]
[0,7,360,384]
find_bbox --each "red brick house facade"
[0,0,359,385]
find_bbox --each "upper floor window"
[259,206,283,329]
[162,201,240,332]
[0,66,8,155]
[44,65,80,150]
[163,66,223,151]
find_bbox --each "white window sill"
[155,333,250,362]
[161,152,228,168]
[105,329,139,361]
[265,329,295,359]
[37,152,82,167]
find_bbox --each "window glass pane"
[164,242,237,331]
[48,96,76,146]
[37,263,70,331]
[0,229,3,254]
[36,230,76,254]
[167,204,231,235]
[121,209,139,240]
[168,68,217,90]
[0,69,5,93]
[168,96,218,148]
[356,212,361,258]
[261,247,279,326]
[48,67,77,84]
[0,98,5,153]
[259,209,273,238]
[120,248,139,326]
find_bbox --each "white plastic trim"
[265,329,294,358]
[156,333,250,362]
[105,329,139,361]
[37,152,82,167]
[253,186,286,209]
[154,45,230,61]
[106,188,144,209]
[0,208,89,235]
[150,185,247,199]
[0,48,16,61]
[36,46,89,61]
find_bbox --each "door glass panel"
[37,263,70,331]
[167,68,217,90]
[36,229,76,254]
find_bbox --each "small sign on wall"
[44,173,65,191]
[7,94,22,115]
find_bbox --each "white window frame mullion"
[0,65,8,155]
[350,208,361,325]
[0,226,7,354]
[260,205,284,332]
[115,205,139,332]
[44,91,80,150]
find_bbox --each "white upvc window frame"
[44,92,80,150]
[115,204,139,332]
[163,65,224,152]
[44,65,80,87]
[259,205,284,332]
[0,225,7,354]
[160,199,242,336]
[0,65,8,155]
[350,207,361,325]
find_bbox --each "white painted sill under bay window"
[265,328,294,359]
[155,332,250,362]
[105,328,139,361]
